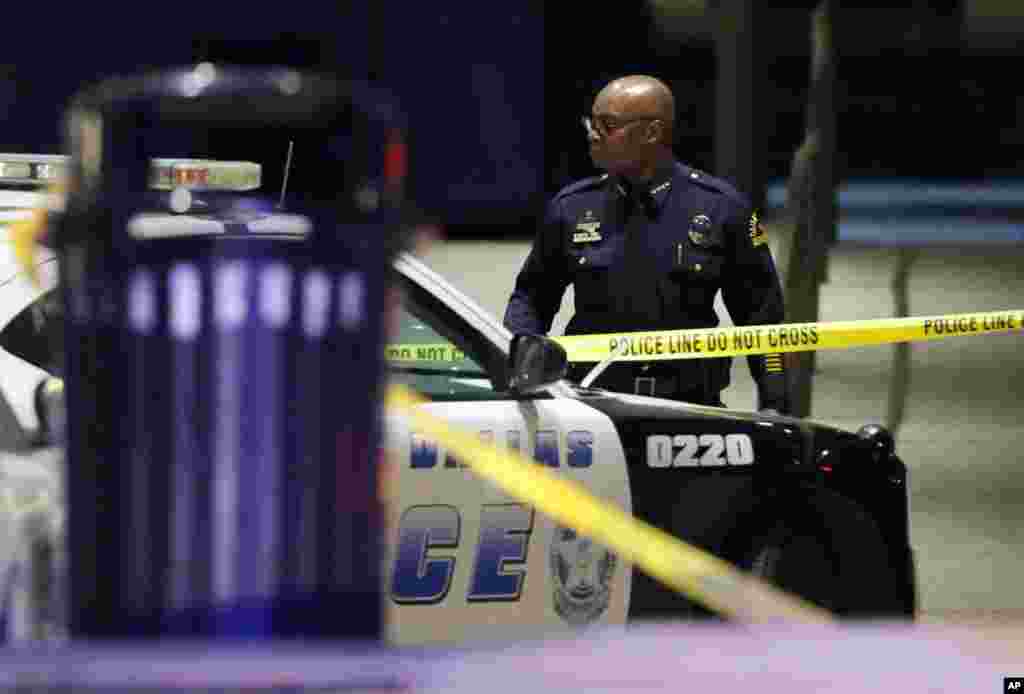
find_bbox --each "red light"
[174,168,209,185]
[384,130,407,186]
[820,465,833,473]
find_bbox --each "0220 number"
[645,433,755,468]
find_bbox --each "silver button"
[579,257,587,265]
[690,172,699,179]
[695,263,702,272]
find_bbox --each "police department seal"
[550,524,617,626]
[688,213,713,246]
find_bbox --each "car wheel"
[741,489,909,619]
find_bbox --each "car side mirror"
[507,334,569,395]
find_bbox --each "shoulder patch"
[554,174,608,201]
[749,211,768,247]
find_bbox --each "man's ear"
[645,120,665,145]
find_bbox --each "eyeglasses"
[582,114,660,139]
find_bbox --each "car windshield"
[0,287,61,375]
[385,295,498,401]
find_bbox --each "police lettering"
[981,313,1018,331]
[733,329,762,351]
[417,347,444,361]
[386,347,414,360]
[922,317,979,336]
[667,334,702,353]
[610,336,668,356]
[645,336,663,355]
[411,429,593,469]
[391,503,534,604]
[767,326,819,348]
[411,346,464,362]
[703,332,728,352]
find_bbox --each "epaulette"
[553,174,609,201]
[681,166,750,206]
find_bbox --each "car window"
[0,288,62,375]
[386,290,502,402]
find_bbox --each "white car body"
[0,210,634,645]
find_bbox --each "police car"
[0,156,915,646]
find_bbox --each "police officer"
[504,75,788,413]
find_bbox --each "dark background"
[1,2,1020,234]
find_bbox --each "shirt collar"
[613,161,677,212]
[646,163,676,210]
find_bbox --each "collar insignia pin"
[650,180,671,196]
[688,213,712,245]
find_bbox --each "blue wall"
[0,4,546,226]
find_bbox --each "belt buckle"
[634,376,656,396]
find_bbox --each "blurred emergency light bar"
[0,153,261,191]
[0,153,68,186]
[148,158,261,191]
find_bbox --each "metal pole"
[783,0,837,418]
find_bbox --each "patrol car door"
[383,268,632,646]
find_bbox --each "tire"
[739,488,911,619]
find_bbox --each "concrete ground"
[420,235,1024,621]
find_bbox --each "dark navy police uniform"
[504,160,788,412]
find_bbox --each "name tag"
[573,222,602,243]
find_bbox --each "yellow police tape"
[553,309,1024,362]
[385,382,832,623]
[386,309,1024,365]
[9,208,50,286]
[6,181,65,286]
[386,343,466,363]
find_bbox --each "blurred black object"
[55,65,406,640]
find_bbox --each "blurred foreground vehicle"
[0,155,915,646]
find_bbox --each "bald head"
[587,75,677,179]
[595,75,675,142]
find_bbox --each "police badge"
[688,213,713,246]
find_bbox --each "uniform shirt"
[504,160,788,411]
